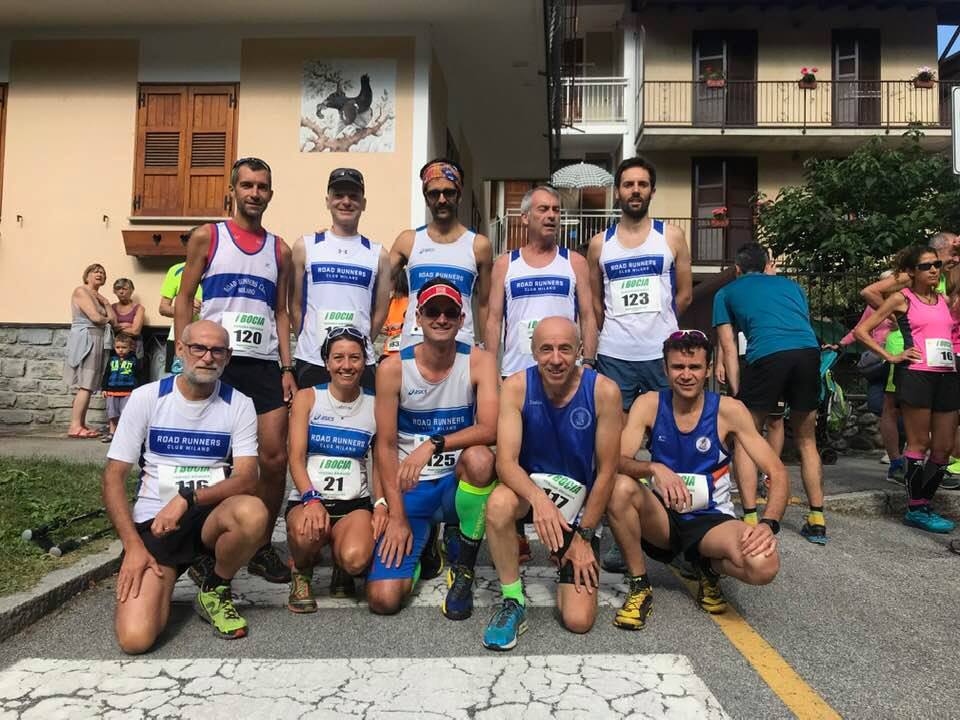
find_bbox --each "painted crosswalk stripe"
[0,655,729,719]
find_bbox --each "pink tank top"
[899,288,955,372]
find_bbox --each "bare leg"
[880,393,902,461]
[285,505,330,571]
[114,565,178,655]
[68,388,92,434]
[484,485,530,587]
[201,496,270,579]
[330,509,375,576]
[606,475,673,578]
[254,407,289,536]
[698,520,779,586]
[790,409,823,508]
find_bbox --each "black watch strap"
[759,518,780,535]
[576,525,596,542]
[178,486,196,509]
[430,434,446,454]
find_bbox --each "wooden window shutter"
[133,85,187,216]
[183,85,237,217]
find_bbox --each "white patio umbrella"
[550,162,614,189]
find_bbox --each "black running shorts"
[133,505,214,575]
[640,492,736,564]
[894,367,960,412]
[285,496,373,527]
[220,356,285,415]
[738,347,820,414]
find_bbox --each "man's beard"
[620,196,650,220]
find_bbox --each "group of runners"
[104,155,797,655]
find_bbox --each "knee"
[260,445,288,477]
[338,543,372,577]
[116,624,158,656]
[743,553,779,586]
[230,497,270,537]
[607,475,639,518]
[366,585,403,616]
[485,486,518,530]
[561,608,596,635]
[458,446,495,486]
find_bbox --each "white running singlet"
[289,384,376,503]
[294,231,380,367]
[397,342,475,482]
[597,220,678,362]
[400,226,478,349]
[107,376,258,523]
[200,222,280,361]
[501,246,577,376]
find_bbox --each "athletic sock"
[920,456,948,500]
[903,452,926,502]
[412,561,422,587]
[201,570,230,593]
[501,579,525,607]
[457,535,481,571]
[742,508,758,525]
[455,479,495,542]
[807,506,825,527]
[627,574,651,589]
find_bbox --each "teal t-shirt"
[712,273,819,363]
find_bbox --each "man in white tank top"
[485,185,597,378]
[587,157,693,413]
[104,320,267,653]
[290,167,392,391]
[389,158,493,349]
[175,158,295,585]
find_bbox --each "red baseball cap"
[418,282,463,310]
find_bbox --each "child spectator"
[100,333,142,442]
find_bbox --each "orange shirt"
[382,296,408,355]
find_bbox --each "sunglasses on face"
[421,306,461,320]
[916,260,944,271]
[668,329,709,341]
[425,188,459,202]
[186,343,229,360]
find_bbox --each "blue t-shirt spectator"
[712,273,818,363]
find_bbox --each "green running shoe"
[195,585,248,639]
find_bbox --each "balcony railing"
[561,77,628,125]
[490,210,756,265]
[641,79,957,130]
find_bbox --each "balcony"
[638,79,956,150]
[561,76,628,126]
[489,210,754,267]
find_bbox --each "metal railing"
[561,77,628,124]
[641,79,958,130]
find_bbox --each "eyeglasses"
[668,329,709,341]
[421,306,462,320]
[325,326,366,342]
[186,343,229,360]
[425,188,459,202]
[232,157,272,173]
[916,260,944,271]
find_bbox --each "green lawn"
[0,458,135,597]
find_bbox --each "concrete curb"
[0,540,121,643]
[827,489,960,520]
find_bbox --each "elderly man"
[103,320,268,653]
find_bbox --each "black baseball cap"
[328,168,365,191]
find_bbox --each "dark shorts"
[738,348,819,414]
[133,505,214,575]
[737,357,784,416]
[221,356,285,415]
[105,394,130,420]
[894,368,960,412]
[641,492,736,564]
[519,507,600,586]
[294,359,377,392]
[285,496,373,526]
[596,355,668,410]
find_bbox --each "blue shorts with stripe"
[367,472,459,581]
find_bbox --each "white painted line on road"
[0,654,729,719]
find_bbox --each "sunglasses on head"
[232,157,272,173]
[425,188,459,202]
[325,326,366,342]
[916,260,943,271]
[668,329,709,341]
[421,305,461,320]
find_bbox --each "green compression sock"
[455,479,496,541]
[501,579,525,607]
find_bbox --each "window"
[132,84,238,217]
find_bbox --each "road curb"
[827,489,960,520]
[0,540,121,643]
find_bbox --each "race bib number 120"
[221,311,268,354]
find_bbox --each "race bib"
[530,472,587,523]
[517,319,539,351]
[414,434,460,474]
[306,455,366,500]
[610,277,661,316]
[221,311,268,354]
[157,465,226,505]
[317,309,357,339]
[678,473,711,512]
[925,338,954,369]
[386,334,401,353]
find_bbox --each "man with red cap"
[367,278,499,620]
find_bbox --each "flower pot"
[710,218,729,228]
[913,78,934,89]
[705,79,726,89]
[798,79,817,90]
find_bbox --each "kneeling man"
[608,329,786,631]
[104,320,268,653]
[483,316,622,650]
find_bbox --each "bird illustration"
[316,74,374,134]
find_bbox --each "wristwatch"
[373,497,389,511]
[429,434,446,454]
[280,365,296,374]
[178,486,196,509]
[759,518,780,535]
[582,357,597,368]
[576,525,596,542]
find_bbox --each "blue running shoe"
[904,508,956,534]
[886,458,905,485]
[800,523,828,545]
[442,565,475,620]
[483,598,527,651]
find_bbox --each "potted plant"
[913,66,935,89]
[703,66,726,89]
[798,66,818,90]
[710,207,729,228]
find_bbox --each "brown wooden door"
[833,30,881,127]
[691,157,757,263]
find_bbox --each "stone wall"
[0,326,105,433]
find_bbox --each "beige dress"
[63,298,108,391]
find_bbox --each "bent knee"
[116,625,159,655]
[485,486,520,527]
[366,587,403,616]
[561,612,596,635]
[458,446,495,486]
[338,544,372,576]
[608,475,641,512]
[231,496,270,532]
[744,554,779,586]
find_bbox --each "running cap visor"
[418,283,463,310]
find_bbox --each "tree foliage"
[756,131,960,273]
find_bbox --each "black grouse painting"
[316,74,374,132]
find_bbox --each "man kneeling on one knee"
[103,320,268,653]
[607,329,786,630]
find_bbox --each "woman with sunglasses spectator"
[285,326,381,611]
[855,245,959,533]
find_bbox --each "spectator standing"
[111,278,145,358]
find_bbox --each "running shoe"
[194,585,248,639]
[696,571,727,614]
[886,458,905,485]
[420,524,444,581]
[879,452,890,465]
[329,563,356,599]
[903,508,956,534]
[442,565,475,620]
[247,544,291,583]
[602,542,627,574]
[482,598,527,651]
[800,522,828,545]
[442,524,461,567]
[947,457,960,475]
[613,578,653,630]
[940,474,960,491]
[187,552,215,588]
[287,569,317,613]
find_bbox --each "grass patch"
[0,457,135,597]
